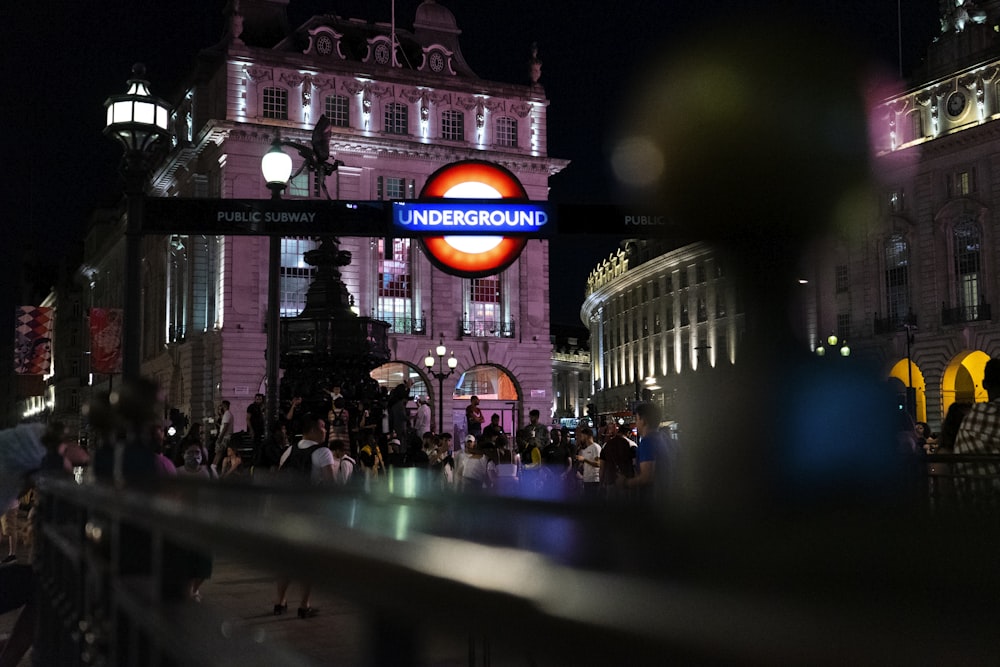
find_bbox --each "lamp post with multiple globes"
[814,333,851,358]
[424,340,458,435]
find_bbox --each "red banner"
[89,308,123,375]
[14,306,54,375]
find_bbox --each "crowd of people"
[10,357,1000,657]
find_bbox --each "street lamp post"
[815,333,850,358]
[259,137,294,437]
[424,340,458,435]
[902,322,917,419]
[259,126,343,436]
[104,64,171,381]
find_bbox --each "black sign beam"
[141,197,687,241]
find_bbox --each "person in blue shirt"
[623,402,666,502]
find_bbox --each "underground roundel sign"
[415,160,531,278]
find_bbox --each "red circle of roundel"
[420,160,528,200]
[421,236,528,278]
[419,160,530,278]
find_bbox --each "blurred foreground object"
[615,15,900,516]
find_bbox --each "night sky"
[2,0,940,333]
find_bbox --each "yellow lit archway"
[941,351,990,417]
[888,358,926,423]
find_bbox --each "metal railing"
[872,313,917,335]
[29,466,1000,667]
[379,314,426,335]
[924,453,1000,510]
[941,302,992,325]
[459,319,515,338]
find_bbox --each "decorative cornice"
[243,67,271,83]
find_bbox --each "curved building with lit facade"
[581,238,743,420]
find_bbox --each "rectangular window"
[325,94,350,127]
[468,276,503,336]
[958,170,974,195]
[495,116,518,147]
[837,313,851,342]
[384,102,408,135]
[906,111,923,143]
[679,269,689,290]
[955,222,981,314]
[279,237,318,316]
[378,176,406,200]
[696,264,706,284]
[885,235,909,322]
[288,172,310,198]
[888,190,903,213]
[441,109,464,141]
[262,87,288,120]
[835,264,849,293]
[950,169,976,197]
[377,238,413,332]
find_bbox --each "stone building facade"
[810,0,1000,428]
[83,0,566,440]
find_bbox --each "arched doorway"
[453,364,521,440]
[888,358,927,423]
[941,350,990,416]
[370,362,429,428]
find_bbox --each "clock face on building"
[374,42,391,65]
[947,91,966,118]
[428,51,445,73]
[316,34,333,56]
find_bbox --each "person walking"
[246,393,266,461]
[575,426,602,501]
[212,401,233,468]
[275,414,334,618]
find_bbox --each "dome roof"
[414,0,458,33]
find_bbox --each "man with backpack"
[278,414,334,483]
[274,414,333,619]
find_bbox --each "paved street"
[1,547,521,666]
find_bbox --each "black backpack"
[280,443,324,475]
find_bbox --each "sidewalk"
[1,552,478,667]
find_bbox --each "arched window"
[885,234,910,326]
[453,366,518,400]
[371,362,429,402]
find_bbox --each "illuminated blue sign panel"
[392,201,550,235]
